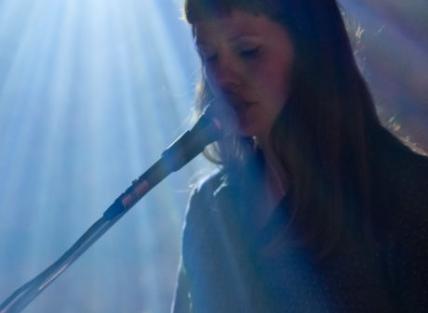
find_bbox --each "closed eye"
[198,48,218,64]
[204,53,218,63]
[239,47,260,59]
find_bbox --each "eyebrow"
[195,39,209,48]
[229,33,260,42]
[196,33,261,47]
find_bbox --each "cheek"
[256,58,294,108]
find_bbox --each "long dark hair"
[184,0,415,258]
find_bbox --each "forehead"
[193,10,283,46]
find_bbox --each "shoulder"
[368,131,428,308]
[182,168,231,240]
[376,145,428,236]
[186,168,228,217]
[180,167,242,279]
[389,150,428,221]
[373,133,428,214]
[390,150,428,258]
[383,150,428,310]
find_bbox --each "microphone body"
[105,105,224,218]
[0,105,225,313]
[162,106,222,172]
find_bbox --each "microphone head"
[201,100,238,138]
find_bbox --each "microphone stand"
[0,111,221,313]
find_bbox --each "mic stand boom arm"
[0,111,221,313]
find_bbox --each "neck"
[248,137,289,230]
[257,138,288,203]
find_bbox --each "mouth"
[231,103,256,122]
[226,97,255,114]
[214,94,256,131]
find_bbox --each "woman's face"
[194,10,295,143]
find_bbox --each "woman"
[172,0,428,312]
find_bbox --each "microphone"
[161,104,224,173]
[105,103,227,218]
[0,104,229,313]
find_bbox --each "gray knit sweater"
[172,149,428,313]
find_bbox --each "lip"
[225,96,255,110]
[215,94,256,123]
[229,100,255,114]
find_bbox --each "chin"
[236,124,264,140]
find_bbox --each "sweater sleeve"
[171,185,202,313]
[171,259,192,313]
[171,172,223,313]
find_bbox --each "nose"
[205,53,242,94]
